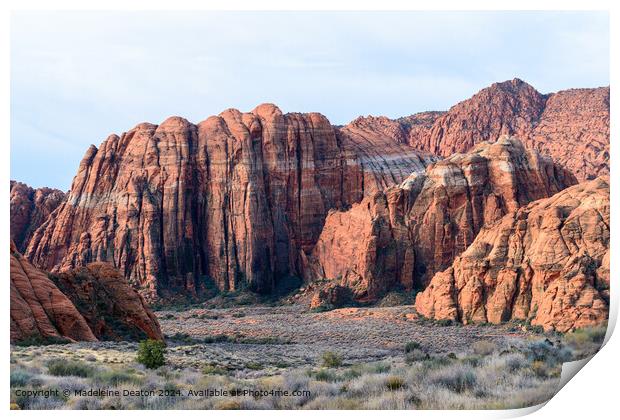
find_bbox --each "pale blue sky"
[11,11,609,190]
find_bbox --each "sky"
[11,11,609,190]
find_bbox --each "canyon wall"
[415,177,609,332]
[25,104,436,296]
[306,136,577,299]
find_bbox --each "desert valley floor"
[10,301,606,410]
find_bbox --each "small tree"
[137,339,166,369]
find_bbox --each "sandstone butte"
[10,242,163,344]
[25,103,437,297]
[415,177,610,333]
[305,136,576,300]
[10,181,66,252]
[348,79,609,181]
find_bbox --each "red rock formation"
[10,242,96,343]
[52,263,163,341]
[11,242,163,343]
[349,80,609,181]
[306,188,415,299]
[10,181,66,252]
[415,177,610,332]
[405,79,609,181]
[306,136,576,299]
[416,79,547,156]
[526,87,610,181]
[26,104,436,296]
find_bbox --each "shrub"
[136,339,166,369]
[321,351,343,368]
[530,360,548,378]
[312,368,337,382]
[245,361,263,370]
[10,369,32,387]
[404,341,421,353]
[47,359,94,377]
[202,364,229,375]
[385,376,405,391]
[370,362,391,374]
[405,349,428,363]
[565,325,607,347]
[472,340,496,356]
[94,369,143,386]
[215,400,241,410]
[430,366,477,393]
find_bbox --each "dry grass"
[9,307,605,410]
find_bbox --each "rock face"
[10,242,96,343]
[414,79,548,157]
[306,136,576,300]
[10,181,66,252]
[26,104,436,296]
[52,263,163,341]
[415,177,610,332]
[352,79,609,181]
[10,243,163,343]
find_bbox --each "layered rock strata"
[306,136,576,299]
[26,104,436,295]
[415,177,610,332]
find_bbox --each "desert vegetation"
[10,305,606,410]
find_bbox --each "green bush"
[311,368,337,382]
[136,339,166,369]
[321,351,343,368]
[47,359,94,377]
[404,341,421,353]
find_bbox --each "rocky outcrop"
[52,263,163,341]
[10,242,96,343]
[415,178,610,332]
[349,79,609,181]
[309,284,353,310]
[26,104,436,296]
[10,181,66,252]
[306,188,415,299]
[11,243,163,343]
[306,136,576,300]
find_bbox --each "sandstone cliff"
[11,243,163,343]
[306,136,576,300]
[349,79,609,181]
[10,181,66,252]
[415,177,609,332]
[25,104,436,296]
